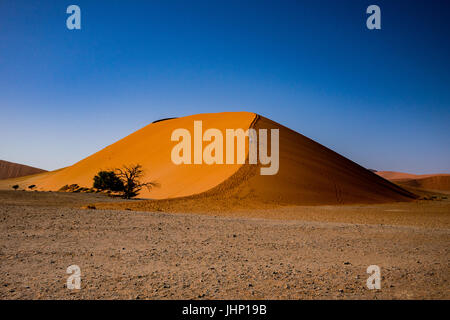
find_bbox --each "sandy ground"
[0,190,449,300]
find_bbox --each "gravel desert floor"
[0,190,449,299]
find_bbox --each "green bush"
[92,165,158,199]
[93,171,124,192]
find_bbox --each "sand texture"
[0,190,448,300]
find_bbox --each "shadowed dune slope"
[0,112,416,204]
[202,116,415,205]
[377,171,450,193]
[0,160,47,180]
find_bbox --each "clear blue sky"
[1,0,449,173]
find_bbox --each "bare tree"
[114,164,158,199]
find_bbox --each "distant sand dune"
[0,112,416,205]
[0,160,46,180]
[377,171,450,193]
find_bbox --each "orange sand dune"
[0,112,255,198]
[377,171,449,180]
[377,171,450,193]
[206,116,415,205]
[398,175,450,192]
[0,112,416,204]
[0,160,46,180]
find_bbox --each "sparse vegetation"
[54,165,157,199]
[92,164,158,199]
[93,171,124,192]
[58,185,70,192]
[28,184,36,190]
[114,164,159,199]
[12,184,19,191]
[58,184,81,192]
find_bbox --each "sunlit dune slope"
[0,112,416,204]
[0,112,255,198]
[377,171,450,193]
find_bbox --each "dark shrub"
[114,164,158,199]
[93,171,124,192]
[92,165,158,199]
[58,185,69,192]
